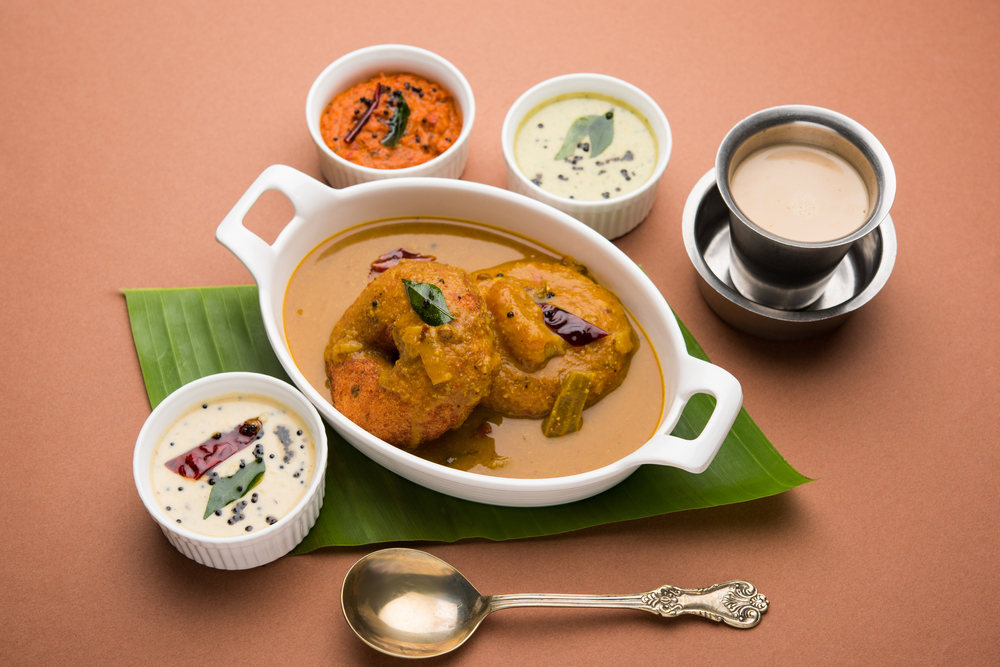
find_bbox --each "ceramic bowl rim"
[305,43,476,178]
[133,371,329,547]
[500,72,672,210]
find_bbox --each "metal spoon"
[341,548,769,658]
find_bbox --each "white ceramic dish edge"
[305,44,475,188]
[216,165,740,507]
[133,372,328,569]
[501,73,672,239]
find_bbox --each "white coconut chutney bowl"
[501,73,672,239]
[133,372,328,569]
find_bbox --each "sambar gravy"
[283,219,663,479]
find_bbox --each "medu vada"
[474,258,637,418]
[324,260,501,448]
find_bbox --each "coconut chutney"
[514,94,658,201]
[150,393,316,537]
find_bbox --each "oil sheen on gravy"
[283,220,664,479]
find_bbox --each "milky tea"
[730,143,869,244]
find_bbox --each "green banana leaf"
[124,286,810,551]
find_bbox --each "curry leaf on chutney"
[402,279,454,326]
[380,96,411,148]
[554,111,615,160]
[203,457,266,519]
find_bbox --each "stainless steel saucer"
[682,169,896,341]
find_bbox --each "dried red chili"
[368,248,437,280]
[344,84,383,144]
[538,303,609,347]
[164,418,262,480]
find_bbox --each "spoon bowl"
[342,548,769,658]
[341,548,492,658]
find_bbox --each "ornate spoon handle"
[490,581,768,629]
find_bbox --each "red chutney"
[320,72,462,169]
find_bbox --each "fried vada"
[475,258,637,418]
[325,261,501,448]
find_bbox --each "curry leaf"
[402,279,454,326]
[588,111,614,157]
[203,457,265,519]
[554,117,593,160]
[554,111,615,160]
[380,97,410,148]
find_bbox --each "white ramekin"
[305,44,475,188]
[133,372,328,569]
[216,166,741,508]
[501,73,672,240]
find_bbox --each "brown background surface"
[2,0,998,665]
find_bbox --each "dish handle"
[631,357,743,473]
[216,165,332,284]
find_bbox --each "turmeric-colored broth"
[283,219,664,478]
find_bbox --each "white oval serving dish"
[306,44,475,188]
[133,372,328,569]
[216,165,740,507]
[501,73,672,239]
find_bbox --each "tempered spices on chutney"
[320,72,462,169]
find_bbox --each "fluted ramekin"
[133,372,328,569]
[306,44,475,188]
[501,73,671,239]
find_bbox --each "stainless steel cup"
[716,105,895,310]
